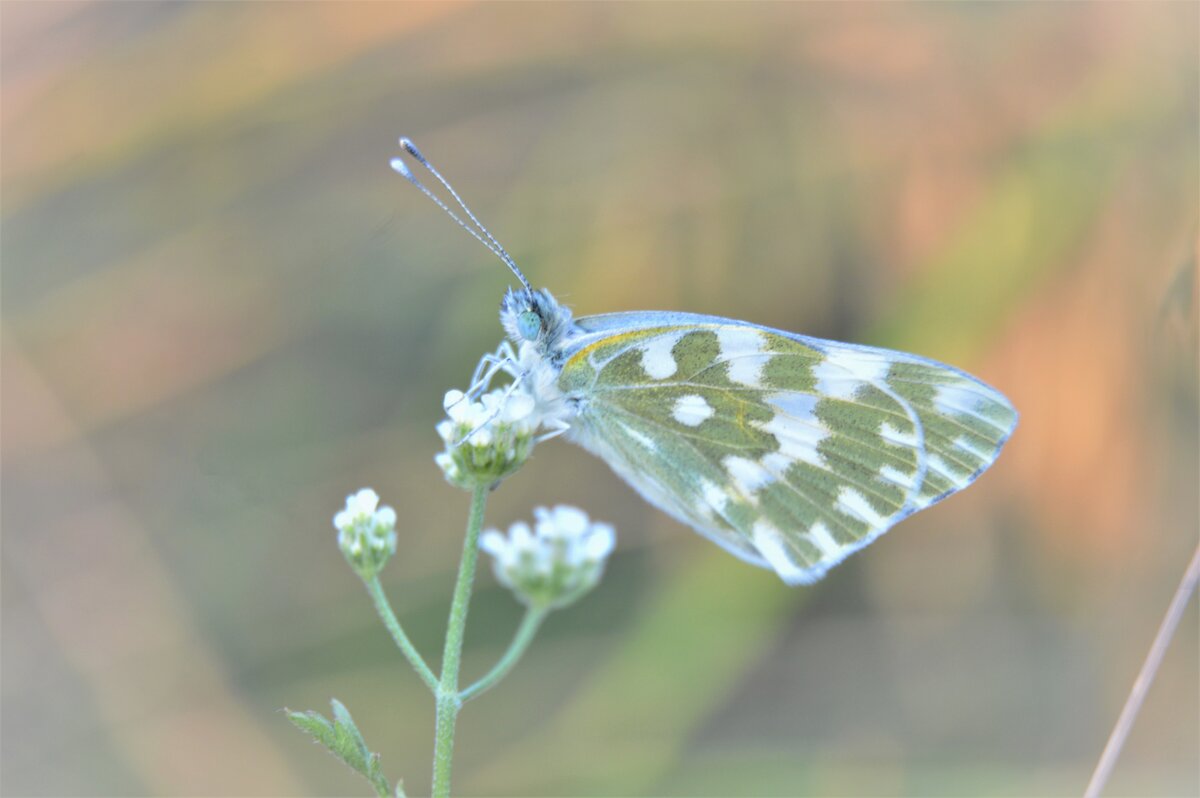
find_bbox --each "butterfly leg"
[451,372,530,449]
[535,418,571,443]
[463,341,520,400]
[444,343,522,421]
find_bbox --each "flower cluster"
[480,505,616,610]
[334,488,397,578]
[435,387,538,489]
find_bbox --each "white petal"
[550,505,589,537]
[479,530,508,557]
[509,521,534,550]
[584,524,616,560]
[348,488,380,515]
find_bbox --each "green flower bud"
[435,388,538,489]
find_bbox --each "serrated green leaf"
[330,698,372,766]
[287,701,392,797]
[287,709,337,746]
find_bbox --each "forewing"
[558,319,1017,584]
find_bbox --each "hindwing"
[556,314,1017,584]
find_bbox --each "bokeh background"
[3,3,1197,797]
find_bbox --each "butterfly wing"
[557,312,1017,584]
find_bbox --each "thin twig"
[1083,541,1200,798]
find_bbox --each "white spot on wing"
[717,327,769,386]
[767,392,818,418]
[928,454,968,487]
[673,394,714,427]
[758,398,828,466]
[954,434,990,459]
[814,354,891,399]
[933,383,982,416]
[807,522,842,558]
[752,521,811,584]
[879,464,915,489]
[761,451,795,477]
[880,422,919,447]
[699,478,729,513]
[837,487,888,528]
[640,332,684,379]
[724,456,774,496]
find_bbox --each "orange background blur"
[3,3,1197,796]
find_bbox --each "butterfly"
[392,138,1018,585]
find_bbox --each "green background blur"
[3,3,1197,796]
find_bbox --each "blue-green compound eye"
[517,310,541,341]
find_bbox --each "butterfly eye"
[517,310,542,341]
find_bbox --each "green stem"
[460,607,547,703]
[431,484,488,798]
[364,575,438,693]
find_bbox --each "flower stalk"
[461,607,548,703]
[363,575,438,693]
[431,484,488,798]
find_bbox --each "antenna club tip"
[399,138,422,158]
[389,157,413,178]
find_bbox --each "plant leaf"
[287,700,391,797]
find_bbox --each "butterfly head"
[501,286,574,354]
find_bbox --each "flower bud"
[334,488,397,578]
[480,505,616,610]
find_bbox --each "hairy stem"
[431,485,488,798]
[364,575,438,693]
[461,607,548,703]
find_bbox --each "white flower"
[435,386,539,489]
[480,505,616,609]
[334,488,398,577]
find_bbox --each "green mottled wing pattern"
[557,318,1017,584]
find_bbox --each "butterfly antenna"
[391,138,533,291]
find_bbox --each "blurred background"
[2,3,1197,796]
